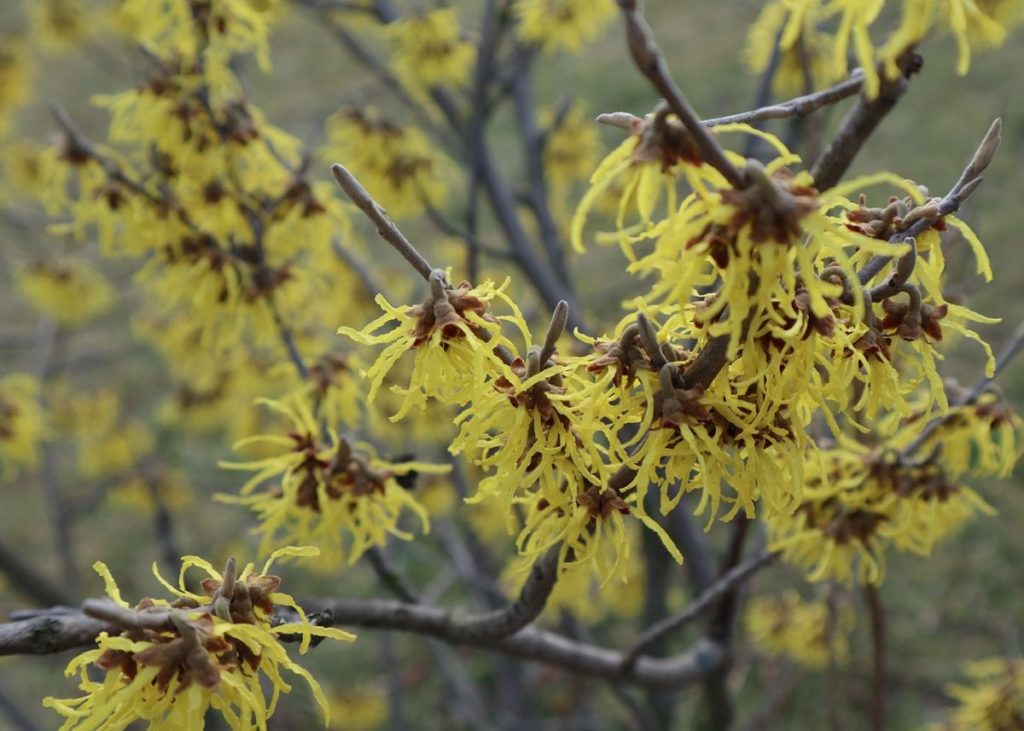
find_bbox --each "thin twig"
[365,546,420,604]
[621,550,777,670]
[864,584,886,731]
[810,57,918,190]
[331,164,436,282]
[616,0,744,188]
[857,118,1002,288]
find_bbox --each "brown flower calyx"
[880,297,947,342]
[853,319,893,361]
[99,612,234,692]
[494,351,567,427]
[279,177,327,218]
[309,352,350,396]
[654,364,711,429]
[407,270,495,347]
[720,161,818,244]
[628,102,703,171]
[844,191,944,240]
[865,448,958,503]
[198,557,279,626]
[577,485,631,520]
[815,500,887,546]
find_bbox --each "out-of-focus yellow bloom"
[933,658,1024,730]
[542,103,603,223]
[106,470,196,514]
[941,0,1024,74]
[514,0,617,53]
[745,0,1024,101]
[387,9,476,89]
[0,374,50,477]
[26,0,95,54]
[321,107,450,218]
[54,389,155,479]
[15,258,115,326]
[44,547,354,730]
[769,386,1019,585]
[218,397,446,565]
[0,34,33,137]
[328,685,388,731]
[745,0,842,95]
[746,591,853,668]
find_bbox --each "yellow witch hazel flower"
[933,657,1024,731]
[44,547,354,730]
[15,257,115,326]
[321,107,451,219]
[745,0,843,95]
[769,384,1020,585]
[0,33,34,138]
[26,0,96,54]
[387,8,476,90]
[340,270,521,419]
[514,0,618,53]
[745,590,854,668]
[0,373,50,478]
[218,396,448,565]
[746,0,1024,101]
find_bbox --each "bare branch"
[365,546,420,604]
[1,600,725,688]
[616,0,744,188]
[451,544,561,642]
[810,57,919,190]
[857,118,1002,287]
[703,70,865,128]
[621,550,777,670]
[331,164,436,282]
[864,584,886,731]
[0,610,114,656]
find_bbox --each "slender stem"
[365,546,420,604]
[864,584,886,731]
[331,164,435,282]
[810,60,914,190]
[621,550,776,669]
[616,0,744,189]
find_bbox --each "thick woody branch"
[451,544,561,641]
[1,597,725,688]
[0,610,115,656]
[810,59,917,190]
[616,0,744,189]
[316,599,725,687]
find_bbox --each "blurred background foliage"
[1,1,1022,728]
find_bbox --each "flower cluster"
[745,590,854,668]
[933,658,1024,730]
[387,8,476,90]
[219,396,447,565]
[514,0,618,53]
[44,547,354,730]
[746,0,1024,97]
[767,395,1021,585]
[0,374,50,477]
